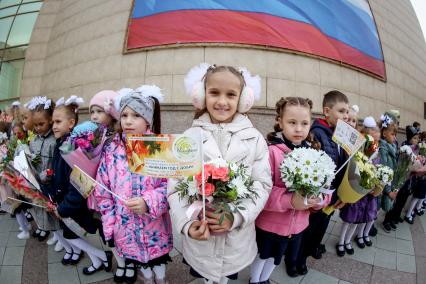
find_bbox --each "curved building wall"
[20,0,426,135]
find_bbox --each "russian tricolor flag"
[127,0,385,79]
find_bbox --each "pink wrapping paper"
[61,148,101,211]
[61,148,100,180]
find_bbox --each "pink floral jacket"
[94,134,173,263]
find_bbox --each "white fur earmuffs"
[184,63,261,113]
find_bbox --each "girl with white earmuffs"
[167,63,272,284]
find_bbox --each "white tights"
[67,238,106,268]
[250,254,276,283]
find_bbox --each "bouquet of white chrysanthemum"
[392,145,416,191]
[418,142,426,158]
[375,165,394,186]
[279,148,336,198]
[176,158,256,223]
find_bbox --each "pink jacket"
[94,134,173,263]
[256,143,330,236]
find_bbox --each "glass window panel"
[0,0,21,9]
[18,2,42,13]
[0,5,18,18]
[23,0,41,3]
[0,59,24,105]
[6,12,38,47]
[0,16,13,48]
[2,45,26,61]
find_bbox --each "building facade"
[0,0,43,109]
[5,0,426,134]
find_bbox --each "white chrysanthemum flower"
[280,147,336,197]
[230,175,249,198]
[187,180,198,196]
[375,165,394,186]
[229,162,239,173]
[400,145,413,155]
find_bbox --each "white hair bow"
[65,95,84,107]
[27,96,52,110]
[380,114,393,128]
[0,132,7,144]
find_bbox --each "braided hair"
[267,97,320,149]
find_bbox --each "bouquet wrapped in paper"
[0,170,20,213]
[418,142,426,158]
[338,151,379,203]
[60,121,106,178]
[176,158,256,223]
[0,143,7,170]
[391,145,416,191]
[2,165,54,210]
[364,135,379,159]
[279,147,336,201]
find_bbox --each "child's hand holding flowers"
[125,197,148,214]
[205,210,233,233]
[176,158,256,225]
[188,220,210,241]
[291,191,322,210]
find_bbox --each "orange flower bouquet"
[176,158,256,224]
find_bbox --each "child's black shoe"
[369,225,378,236]
[38,230,50,242]
[404,216,414,224]
[382,222,391,233]
[319,244,326,254]
[297,264,308,275]
[344,243,355,255]
[311,247,323,259]
[355,237,365,249]
[286,265,298,277]
[113,266,126,283]
[336,244,345,257]
[32,229,41,238]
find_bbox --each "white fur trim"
[184,63,211,96]
[238,67,261,101]
[135,85,164,103]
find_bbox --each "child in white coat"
[168,64,272,284]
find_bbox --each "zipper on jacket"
[217,124,224,158]
[288,209,296,238]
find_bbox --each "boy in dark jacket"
[296,90,349,274]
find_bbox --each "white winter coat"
[168,113,272,282]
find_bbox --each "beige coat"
[168,113,272,282]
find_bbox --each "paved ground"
[1,200,426,284]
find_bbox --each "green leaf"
[219,213,225,225]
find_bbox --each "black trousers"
[384,178,412,224]
[284,233,303,267]
[296,210,331,267]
